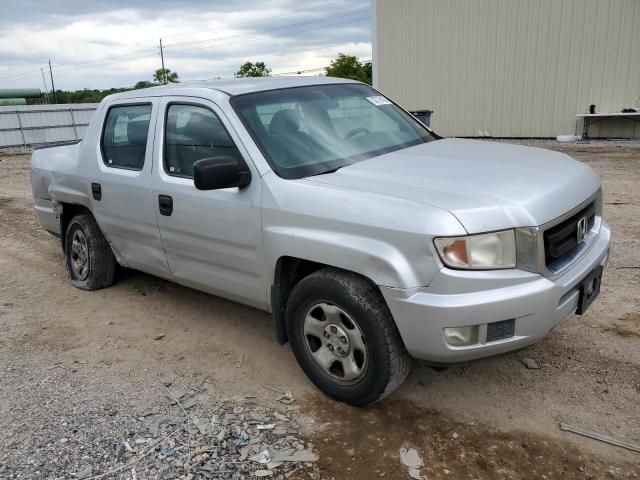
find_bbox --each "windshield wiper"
[309,165,345,177]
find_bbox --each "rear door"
[151,97,266,308]
[88,99,170,278]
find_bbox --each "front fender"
[264,226,432,289]
[261,172,466,296]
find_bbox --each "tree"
[153,68,179,84]
[325,54,372,85]
[235,61,271,78]
[134,80,156,89]
[362,61,372,83]
[28,87,131,104]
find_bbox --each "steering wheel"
[344,127,370,140]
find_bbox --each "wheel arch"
[271,256,389,345]
[59,203,94,253]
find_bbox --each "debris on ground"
[249,449,273,464]
[83,395,319,479]
[277,391,295,405]
[0,366,319,480]
[520,357,540,369]
[75,466,93,479]
[234,354,245,368]
[560,423,640,453]
[399,447,425,479]
[161,447,176,457]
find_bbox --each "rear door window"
[101,104,152,170]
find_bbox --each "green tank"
[0,98,27,106]
[0,88,41,99]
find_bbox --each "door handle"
[91,182,102,201]
[158,195,173,216]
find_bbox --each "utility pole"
[159,38,167,84]
[40,67,50,104]
[48,59,57,104]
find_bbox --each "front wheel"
[285,268,411,405]
[64,214,117,291]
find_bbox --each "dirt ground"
[0,141,639,479]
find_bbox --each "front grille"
[543,202,596,266]
[486,319,515,342]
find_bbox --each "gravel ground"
[0,350,320,480]
[0,140,639,479]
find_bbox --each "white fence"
[0,104,98,149]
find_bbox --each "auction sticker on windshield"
[366,95,392,106]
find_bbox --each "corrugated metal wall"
[374,0,640,138]
[0,104,98,148]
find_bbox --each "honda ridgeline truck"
[30,77,610,405]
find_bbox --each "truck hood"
[305,138,600,233]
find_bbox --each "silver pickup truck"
[30,77,610,405]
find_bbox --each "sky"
[0,0,372,91]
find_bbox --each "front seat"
[175,113,212,177]
[268,109,313,167]
[269,109,302,137]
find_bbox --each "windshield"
[230,83,435,179]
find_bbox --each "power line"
[31,5,356,70]
[52,50,159,73]
[163,7,369,51]
[0,67,46,82]
[179,57,372,83]
[0,9,370,85]
[47,9,369,76]
[159,1,364,44]
[109,1,364,49]
[50,12,369,75]
[49,45,158,68]
[272,58,372,77]
[165,12,370,56]
[53,46,159,70]
[40,5,369,72]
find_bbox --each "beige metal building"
[373,0,640,138]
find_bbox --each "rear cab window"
[101,104,152,170]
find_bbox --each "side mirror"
[193,156,252,191]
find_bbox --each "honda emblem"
[576,217,588,243]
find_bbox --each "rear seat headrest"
[126,119,150,146]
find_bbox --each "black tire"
[64,214,117,291]
[285,268,411,406]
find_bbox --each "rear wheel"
[285,268,411,405]
[64,214,116,290]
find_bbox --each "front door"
[152,97,265,309]
[88,99,170,278]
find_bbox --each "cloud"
[0,0,371,90]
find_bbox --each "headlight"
[434,230,516,269]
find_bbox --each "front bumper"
[381,222,611,363]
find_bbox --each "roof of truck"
[107,76,362,101]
